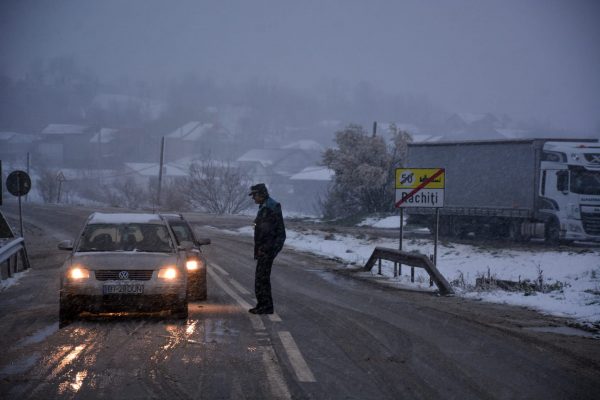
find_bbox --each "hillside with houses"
[1,102,576,215]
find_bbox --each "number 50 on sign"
[395,168,445,208]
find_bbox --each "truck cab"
[540,141,600,242]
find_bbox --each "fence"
[364,247,454,296]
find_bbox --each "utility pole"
[25,152,30,202]
[156,137,165,211]
[372,121,377,137]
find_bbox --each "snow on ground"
[233,223,600,326]
[358,215,401,229]
[0,269,30,292]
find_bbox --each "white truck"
[406,138,600,242]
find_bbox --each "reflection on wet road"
[1,300,281,400]
[3,204,600,400]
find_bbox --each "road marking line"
[208,267,292,398]
[278,331,316,382]
[208,269,265,331]
[229,277,251,294]
[261,345,292,400]
[269,313,282,322]
[210,262,229,276]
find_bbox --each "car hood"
[69,252,179,270]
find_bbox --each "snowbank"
[233,225,600,326]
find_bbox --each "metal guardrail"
[1,209,31,281]
[364,246,454,296]
[0,237,31,280]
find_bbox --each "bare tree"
[151,178,188,211]
[35,166,60,203]
[113,176,148,209]
[186,160,251,214]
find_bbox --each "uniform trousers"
[254,255,274,310]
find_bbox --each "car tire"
[171,299,188,320]
[59,297,79,328]
[197,268,207,301]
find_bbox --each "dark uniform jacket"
[254,197,286,259]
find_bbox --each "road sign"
[395,168,445,208]
[6,170,32,197]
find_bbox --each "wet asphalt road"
[1,203,600,399]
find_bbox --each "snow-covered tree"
[321,124,411,219]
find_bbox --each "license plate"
[103,284,144,295]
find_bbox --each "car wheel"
[59,296,79,328]
[171,299,188,320]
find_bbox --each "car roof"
[88,212,165,224]
[159,213,184,221]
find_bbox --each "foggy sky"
[1,0,599,132]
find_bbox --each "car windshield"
[169,221,194,245]
[570,169,600,195]
[77,223,174,253]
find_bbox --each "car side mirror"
[178,240,195,251]
[57,240,74,251]
[196,238,211,246]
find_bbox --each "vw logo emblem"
[118,271,129,280]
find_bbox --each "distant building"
[89,128,119,164]
[288,166,334,213]
[164,121,231,161]
[237,147,321,182]
[237,141,325,213]
[122,162,188,187]
[38,124,97,167]
[0,131,40,163]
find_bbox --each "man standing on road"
[249,183,286,315]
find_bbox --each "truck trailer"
[406,138,600,242]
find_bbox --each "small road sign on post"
[395,167,445,269]
[6,170,31,197]
[6,170,32,238]
[395,168,445,208]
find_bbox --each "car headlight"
[158,266,178,280]
[186,259,204,271]
[68,266,90,280]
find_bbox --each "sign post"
[395,168,445,277]
[6,170,32,238]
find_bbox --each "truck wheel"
[508,221,523,241]
[451,221,466,238]
[545,219,560,244]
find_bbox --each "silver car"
[58,212,188,327]
[161,213,210,301]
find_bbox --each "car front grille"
[582,213,600,235]
[95,270,154,281]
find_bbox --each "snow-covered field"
[229,215,600,327]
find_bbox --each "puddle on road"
[0,352,41,375]
[14,323,59,348]
[524,326,600,339]
[58,369,89,395]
